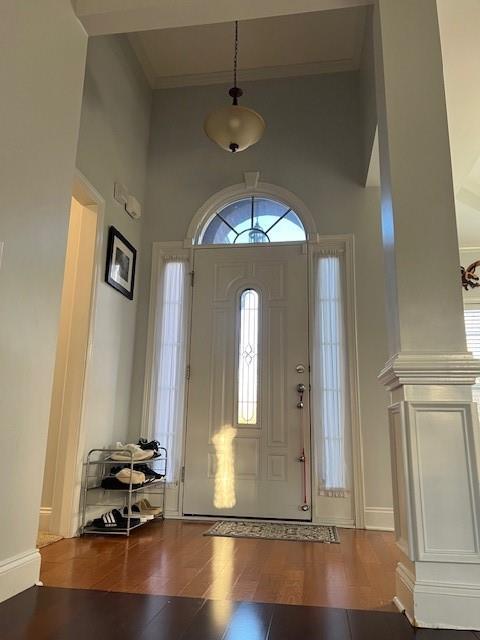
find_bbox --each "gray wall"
[130,71,393,520]
[359,7,378,183]
[75,35,152,453]
[352,189,391,511]
[0,0,87,596]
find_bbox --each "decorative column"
[374,0,480,630]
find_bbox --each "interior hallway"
[40,521,403,611]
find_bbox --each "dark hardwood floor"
[1,586,478,640]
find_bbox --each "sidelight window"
[237,289,260,425]
[153,258,189,483]
[312,253,351,495]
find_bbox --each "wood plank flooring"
[1,586,478,640]
[40,520,404,610]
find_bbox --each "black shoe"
[138,438,160,452]
[91,509,139,529]
[132,463,164,479]
[101,476,144,490]
[110,465,124,475]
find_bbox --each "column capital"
[378,352,480,391]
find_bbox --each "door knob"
[296,383,305,409]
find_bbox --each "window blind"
[464,306,480,406]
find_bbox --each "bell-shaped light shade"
[204,104,265,153]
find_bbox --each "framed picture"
[105,226,137,300]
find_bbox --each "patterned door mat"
[204,521,339,543]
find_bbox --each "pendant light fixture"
[204,21,265,153]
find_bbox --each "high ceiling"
[361,0,480,248]
[125,1,480,248]
[437,0,480,248]
[128,7,367,88]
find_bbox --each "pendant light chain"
[233,20,239,89]
[229,21,243,107]
[203,17,265,153]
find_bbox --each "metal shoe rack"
[80,447,167,536]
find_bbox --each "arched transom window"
[199,196,306,245]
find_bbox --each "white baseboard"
[38,507,52,532]
[314,516,355,528]
[395,562,416,625]
[414,580,480,630]
[0,550,41,603]
[395,562,480,631]
[364,507,394,531]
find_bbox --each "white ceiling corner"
[76,0,371,37]
[127,7,368,89]
[351,4,368,69]
[128,32,156,86]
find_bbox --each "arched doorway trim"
[185,180,318,246]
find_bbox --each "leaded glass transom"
[199,197,306,245]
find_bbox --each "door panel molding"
[183,244,311,520]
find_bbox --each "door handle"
[296,383,305,409]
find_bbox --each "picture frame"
[105,226,137,300]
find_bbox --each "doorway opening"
[144,186,362,527]
[39,174,103,541]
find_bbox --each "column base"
[379,350,480,631]
[394,561,480,630]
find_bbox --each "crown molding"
[151,58,357,89]
[77,0,370,37]
[127,33,156,87]
[378,352,480,390]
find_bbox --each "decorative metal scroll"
[461,261,480,290]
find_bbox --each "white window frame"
[142,229,363,526]
[235,287,262,427]
[184,180,318,247]
[141,241,192,515]
[308,235,364,528]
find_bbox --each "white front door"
[183,244,311,520]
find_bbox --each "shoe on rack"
[122,504,153,522]
[91,509,139,529]
[132,464,165,480]
[110,443,154,462]
[116,468,146,485]
[138,438,161,452]
[101,476,144,490]
[137,498,163,517]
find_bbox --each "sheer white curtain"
[153,257,189,483]
[312,251,351,496]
